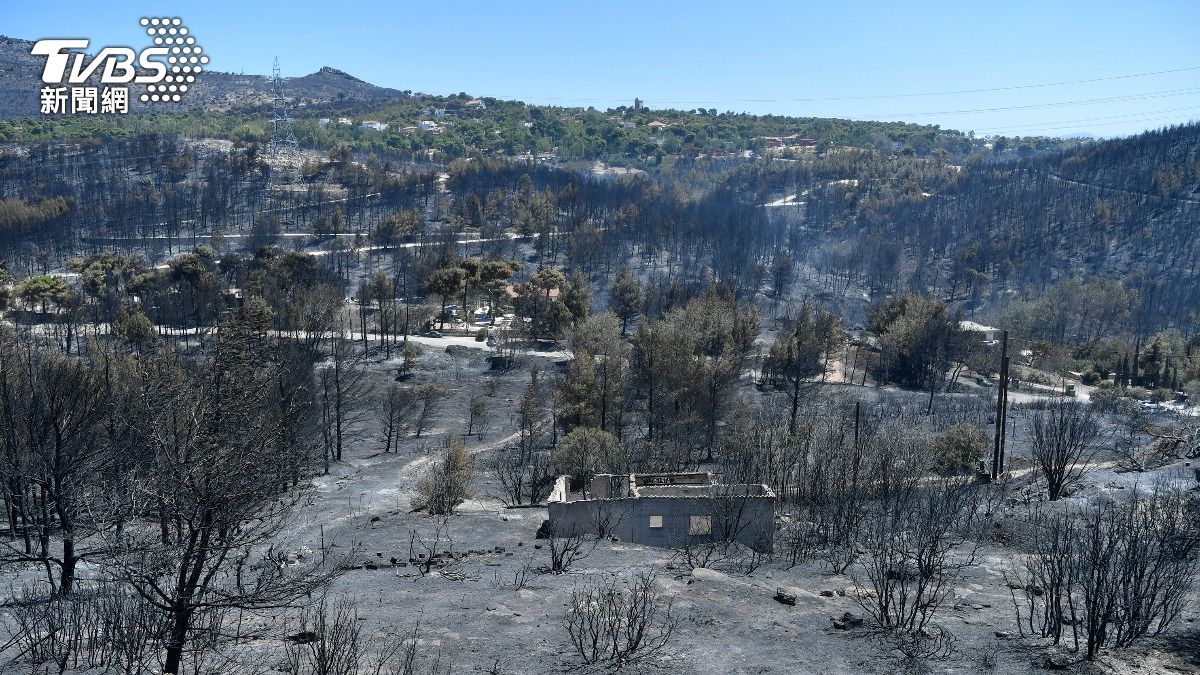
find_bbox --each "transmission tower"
[269,57,299,167]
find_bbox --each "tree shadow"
[1163,626,1200,669]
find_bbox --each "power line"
[856,87,1200,118]
[970,106,1200,133]
[475,64,1200,107]
[783,65,1200,102]
[979,113,1200,136]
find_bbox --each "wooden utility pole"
[991,330,1009,480]
[997,354,1010,476]
[854,400,861,449]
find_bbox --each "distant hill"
[769,123,1200,328]
[0,36,408,119]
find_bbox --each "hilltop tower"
[269,57,299,166]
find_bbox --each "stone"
[774,588,798,606]
[819,590,835,597]
[287,630,318,644]
[535,520,553,539]
[840,612,864,628]
[689,568,730,585]
[1044,654,1072,670]
[370,515,381,523]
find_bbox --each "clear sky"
[4,0,1199,138]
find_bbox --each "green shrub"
[929,424,989,476]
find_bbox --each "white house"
[337,117,353,125]
[361,120,389,132]
[418,120,440,132]
[318,118,331,128]
[959,320,1001,344]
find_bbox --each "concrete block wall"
[548,495,774,552]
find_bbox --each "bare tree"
[494,369,553,505]
[318,318,371,470]
[563,571,676,667]
[407,517,454,577]
[285,592,362,675]
[412,384,445,439]
[855,478,981,659]
[466,393,488,437]
[6,581,163,673]
[0,336,109,595]
[378,384,417,453]
[286,591,449,675]
[1030,401,1102,501]
[103,321,345,674]
[544,520,596,574]
[1008,480,1199,660]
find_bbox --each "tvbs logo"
[32,17,206,113]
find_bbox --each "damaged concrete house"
[547,472,776,551]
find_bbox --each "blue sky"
[4,0,1199,137]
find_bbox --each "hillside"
[4,35,1095,166]
[731,122,1200,330]
[0,36,407,119]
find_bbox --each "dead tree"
[466,394,488,437]
[494,369,553,505]
[286,591,449,675]
[1008,481,1199,660]
[1030,401,1101,501]
[563,571,676,667]
[544,520,597,574]
[318,320,370,469]
[412,384,445,439]
[103,320,345,674]
[0,333,110,596]
[855,478,981,659]
[378,384,417,454]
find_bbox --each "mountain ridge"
[0,35,408,119]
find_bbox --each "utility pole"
[1132,336,1141,386]
[997,353,1010,476]
[991,330,1009,480]
[854,400,861,449]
